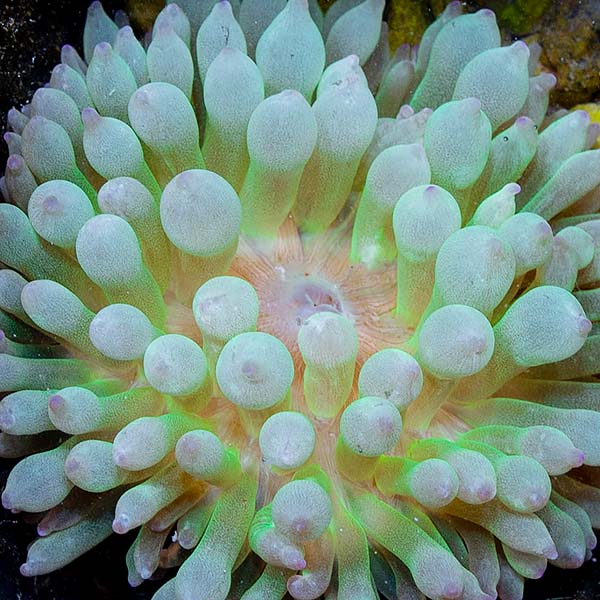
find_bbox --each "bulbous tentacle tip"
[509,40,530,57]
[173,169,197,190]
[571,449,586,468]
[20,562,37,577]
[0,406,16,430]
[346,54,360,68]
[537,72,558,90]
[576,315,593,337]
[544,543,559,561]
[117,25,134,37]
[139,566,153,580]
[177,527,193,549]
[112,448,128,468]
[93,41,113,59]
[526,492,546,511]
[461,96,483,115]
[81,106,101,127]
[504,182,522,195]
[442,581,463,599]
[47,394,66,413]
[164,3,180,16]
[560,549,585,569]
[532,566,546,579]
[130,88,151,105]
[112,514,131,534]
[51,64,65,79]
[41,195,62,214]
[515,115,535,129]
[478,8,496,19]
[533,220,553,243]
[475,481,496,502]
[88,1,103,14]
[6,154,24,173]
[571,109,591,126]
[176,430,202,457]
[437,483,456,503]
[64,455,81,476]
[397,104,415,119]
[283,549,307,571]
[1,491,14,511]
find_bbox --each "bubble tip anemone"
[1,1,600,599]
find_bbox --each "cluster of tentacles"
[1,1,600,599]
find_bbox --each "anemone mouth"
[1,0,600,599]
[230,218,407,363]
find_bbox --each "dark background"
[1,0,600,598]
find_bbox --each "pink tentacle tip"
[527,492,544,509]
[442,581,463,599]
[292,557,307,570]
[0,407,15,430]
[544,542,559,561]
[48,394,65,413]
[515,115,534,128]
[117,25,134,38]
[577,316,593,337]
[436,483,454,501]
[479,8,496,19]
[81,107,101,127]
[42,195,62,214]
[215,0,233,14]
[397,104,414,120]
[6,154,24,172]
[64,456,81,475]
[139,566,153,580]
[112,514,131,534]
[533,565,546,579]
[20,562,36,577]
[572,449,586,467]
[1,491,14,510]
[475,481,495,502]
[113,448,128,467]
[52,63,66,78]
[463,97,482,114]
[511,40,530,55]
[94,42,113,58]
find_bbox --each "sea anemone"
[1,1,600,599]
